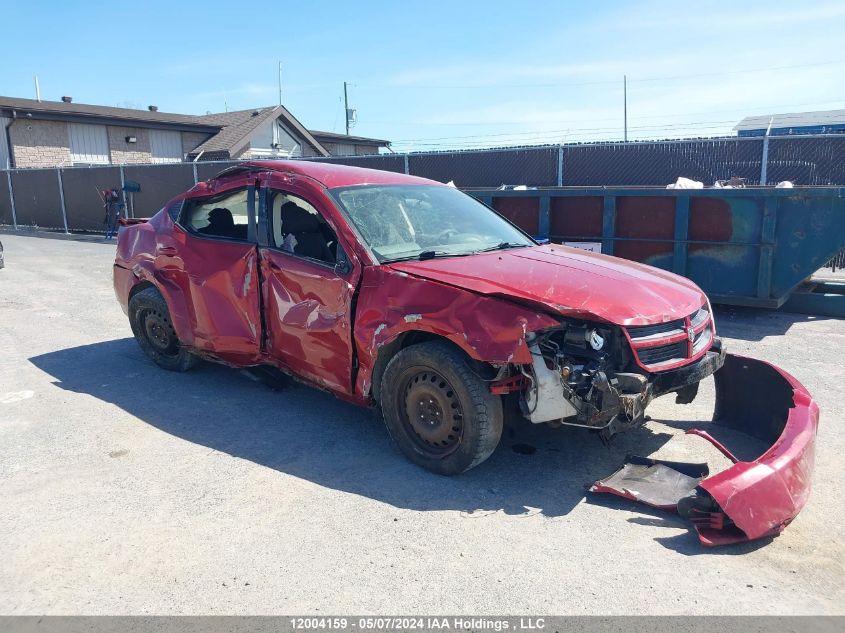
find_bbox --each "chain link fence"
[1,135,843,233]
[312,134,845,187]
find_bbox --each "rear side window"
[181,188,250,241]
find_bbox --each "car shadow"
[30,338,682,520]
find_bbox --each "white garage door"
[150,129,183,163]
[69,123,110,165]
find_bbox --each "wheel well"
[371,331,485,402]
[128,280,157,302]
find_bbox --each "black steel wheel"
[380,341,503,475]
[400,367,465,456]
[142,307,179,356]
[128,287,200,372]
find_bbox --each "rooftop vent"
[61,96,72,103]
[252,110,260,116]
[148,105,158,112]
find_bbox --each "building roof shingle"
[0,96,218,131]
[0,96,375,159]
[189,105,329,158]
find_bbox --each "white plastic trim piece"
[524,342,578,424]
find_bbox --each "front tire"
[128,287,200,372]
[380,341,503,475]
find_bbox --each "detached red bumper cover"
[591,353,820,547]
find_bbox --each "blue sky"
[4,1,845,150]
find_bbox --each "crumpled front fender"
[353,266,560,398]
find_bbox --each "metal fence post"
[56,168,69,234]
[192,162,198,184]
[404,154,409,175]
[557,145,564,186]
[6,170,17,229]
[759,118,773,185]
[119,164,128,220]
[760,137,771,185]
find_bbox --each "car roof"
[227,159,441,189]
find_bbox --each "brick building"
[0,96,390,169]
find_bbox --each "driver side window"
[269,191,337,264]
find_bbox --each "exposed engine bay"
[517,319,724,441]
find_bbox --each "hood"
[388,244,706,326]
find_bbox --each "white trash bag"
[666,176,704,189]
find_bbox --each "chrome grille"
[690,307,709,328]
[626,319,685,341]
[636,341,687,366]
[692,326,712,355]
[626,304,712,370]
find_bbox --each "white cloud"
[605,0,845,30]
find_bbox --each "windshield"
[331,184,535,262]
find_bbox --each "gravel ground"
[0,231,843,615]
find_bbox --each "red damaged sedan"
[114,161,818,545]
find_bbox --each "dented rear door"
[169,177,263,364]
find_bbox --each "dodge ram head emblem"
[687,325,695,342]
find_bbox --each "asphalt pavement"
[1,231,843,614]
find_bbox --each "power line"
[386,106,845,147]
[391,128,741,150]
[368,99,845,132]
[391,111,845,145]
[391,120,737,144]
[390,119,835,150]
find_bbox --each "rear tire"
[380,341,503,475]
[128,287,200,372]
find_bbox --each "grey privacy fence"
[0,161,238,232]
[2,135,844,232]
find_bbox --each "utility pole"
[343,81,349,135]
[34,75,41,102]
[623,75,628,142]
[278,61,283,106]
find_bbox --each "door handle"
[156,246,177,256]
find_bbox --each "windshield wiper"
[474,241,532,253]
[382,250,466,264]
